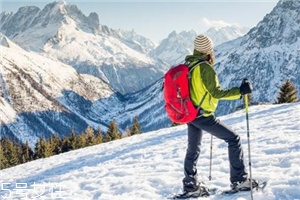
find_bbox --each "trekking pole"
[208,135,213,181]
[244,94,253,200]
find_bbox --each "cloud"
[202,17,239,28]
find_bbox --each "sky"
[1,0,279,42]
[1,102,299,199]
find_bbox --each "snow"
[1,36,113,105]
[0,35,116,144]
[1,102,299,200]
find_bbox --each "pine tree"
[94,128,103,144]
[34,137,52,158]
[1,137,19,167]
[21,141,34,164]
[13,140,23,165]
[43,137,53,158]
[131,116,141,136]
[49,134,62,155]
[106,120,121,140]
[61,136,71,153]
[34,139,42,159]
[276,79,299,104]
[76,134,86,148]
[0,141,9,169]
[84,126,95,146]
[69,130,77,150]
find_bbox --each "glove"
[239,79,253,95]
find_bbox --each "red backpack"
[163,61,206,123]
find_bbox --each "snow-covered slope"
[0,1,167,94]
[1,103,299,200]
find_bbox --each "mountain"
[0,33,115,144]
[150,30,197,65]
[204,25,249,46]
[0,1,168,94]
[214,0,300,114]
[0,34,169,145]
[150,26,249,66]
[1,102,299,199]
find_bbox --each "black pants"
[183,115,248,184]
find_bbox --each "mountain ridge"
[0,1,167,94]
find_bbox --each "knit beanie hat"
[194,34,214,54]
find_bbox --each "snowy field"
[1,103,299,200]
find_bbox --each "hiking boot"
[183,180,200,193]
[231,179,259,191]
[183,181,210,197]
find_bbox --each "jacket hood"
[185,49,210,63]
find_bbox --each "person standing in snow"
[182,34,257,196]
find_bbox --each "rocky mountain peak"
[0,1,101,38]
[245,0,300,48]
[277,0,300,10]
[87,12,100,31]
[38,1,100,31]
[0,6,40,37]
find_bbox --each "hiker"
[182,34,257,196]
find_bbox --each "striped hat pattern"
[194,34,214,54]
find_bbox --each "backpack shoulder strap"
[186,60,208,111]
[186,60,207,79]
[186,60,207,72]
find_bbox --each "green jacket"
[185,50,241,116]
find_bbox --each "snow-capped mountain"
[150,26,249,66]
[0,1,167,94]
[0,33,116,144]
[1,102,299,199]
[214,0,300,114]
[0,34,170,146]
[204,25,249,46]
[150,30,197,65]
